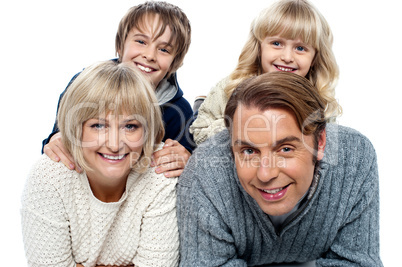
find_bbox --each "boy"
[42,1,194,177]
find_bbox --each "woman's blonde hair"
[224,0,341,120]
[57,60,164,173]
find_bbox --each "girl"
[190,0,341,145]
[21,61,179,267]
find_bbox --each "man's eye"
[243,148,255,155]
[281,147,293,153]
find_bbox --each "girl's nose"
[280,47,294,63]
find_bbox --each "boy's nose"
[143,47,156,61]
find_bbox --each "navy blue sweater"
[42,60,195,153]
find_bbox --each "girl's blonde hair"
[224,0,341,120]
[57,60,164,173]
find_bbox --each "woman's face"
[260,36,316,78]
[81,111,144,187]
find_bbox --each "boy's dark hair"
[115,1,191,78]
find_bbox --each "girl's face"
[260,36,316,78]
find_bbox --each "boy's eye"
[159,47,171,54]
[136,40,146,45]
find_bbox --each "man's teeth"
[277,66,294,72]
[262,187,284,194]
[102,154,125,160]
[137,64,153,73]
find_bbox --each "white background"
[0,0,400,265]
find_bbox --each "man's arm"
[177,155,247,267]
[317,138,382,266]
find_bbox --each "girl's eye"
[296,46,306,52]
[272,41,281,46]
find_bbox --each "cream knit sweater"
[21,154,179,267]
[190,78,229,145]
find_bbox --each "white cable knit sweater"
[21,154,179,267]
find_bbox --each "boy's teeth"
[277,66,294,72]
[102,154,125,160]
[262,187,283,194]
[138,64,152,73]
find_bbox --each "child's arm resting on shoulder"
[152,139,190,177]
[190,78,229,145]
[43,132,81,173]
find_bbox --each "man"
[177,72,382,266]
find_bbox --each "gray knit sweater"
[177,124,382,266]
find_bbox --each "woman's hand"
[44,132,81,173]
[152,139,191,177]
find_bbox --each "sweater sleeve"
[134,175,180,267]
[177,154,247,267]
[189,78,229,145]
[21,156,75,267]
[41,72,81,154]
[317,135,382,266]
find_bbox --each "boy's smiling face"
[119,14,175,88]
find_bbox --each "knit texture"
[21,154,179,267]
[178,124,382,266]
[189,77,229,145]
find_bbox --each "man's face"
[119,14,175,88]
[231,105,325,216]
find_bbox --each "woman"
[21,61,179,267]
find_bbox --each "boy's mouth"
[274,65,296,72]
[136,63,155,73]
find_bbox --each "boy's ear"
[316,129,326,161]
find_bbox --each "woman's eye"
[91,123,105,130]
[125,124,140,131]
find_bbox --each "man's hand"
[151,139,191,177]
[44,132,81,173]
